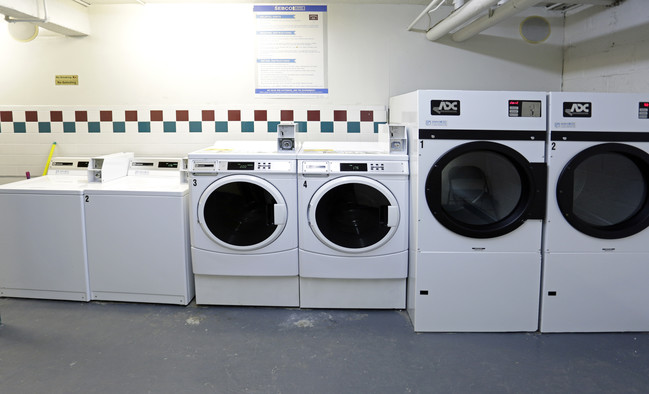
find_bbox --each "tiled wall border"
[0,107,387,134]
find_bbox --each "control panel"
[508,100,542,118]
[189,159,294,173]
[301,160,408,175]
[51,159,89,169]
[640,102,649,120]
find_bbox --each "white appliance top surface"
[190,140,278,155]
[85,176,188,195]
[0,175,87,194]
[298,141,405,160]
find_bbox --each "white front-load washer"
[297,141,409,309]
[541,92,649,332]
[0,153,132,302]
[83,158,194,305]
[390,90,547,332]
[188,141,299,306]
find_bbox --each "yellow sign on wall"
[55,75,79,86]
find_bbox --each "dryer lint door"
[307,176,400,253]
[556,142,649,239]
[426,141,546,239]
[198,175,288,251]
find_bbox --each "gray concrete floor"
[1,298,648,394]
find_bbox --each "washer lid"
[198,174,287,251]
[308,176,400,253]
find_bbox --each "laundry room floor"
[0,298,647,394]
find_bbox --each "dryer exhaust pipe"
[451,0,544,42]
[425,0,500,41]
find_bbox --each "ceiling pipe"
[425,0,501,41]
[407,0,445,32]
[4,0,47,24]
[451,0,543,42]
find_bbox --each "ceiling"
[75,0,618,13]
[78,0,433,4]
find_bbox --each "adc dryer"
[541,92,649,332]
[390,90,547,332]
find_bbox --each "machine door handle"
[273,204,287,225]
[387,206,399,227]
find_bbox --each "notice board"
[254,5,328,97]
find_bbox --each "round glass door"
[308,176,400,253]
[198,175,287,251]
[426,141,543,238]
[556,143,649,239]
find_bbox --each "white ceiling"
[76,0,617,11]
[80,0,433,4]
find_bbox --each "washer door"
[556,143,649,239]
[426,141,546,239]
[198,175,288,251]
[308,176,400,253]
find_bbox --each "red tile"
[334,110,347,122]
[25,111,38,122]
[281,110,294,122]
[50,111,63,122]
[360,110,373,122]
[228,110,241,121]
[202,110,215,122]
[125,110,138,122]
[307,110,320,121]
[0,111,12,122]
[150,110,163,122]
[75,111,88,122]
[100,111,112,122]
[176,110,189,121]
[254,110,267,121]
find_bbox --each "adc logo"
[563,102,592,117]
[431,100,460,116]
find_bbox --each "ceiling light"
[7,21,39,42]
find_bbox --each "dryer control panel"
[301,160,408,175]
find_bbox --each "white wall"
[0,3,563,177]
[562,0,649,92]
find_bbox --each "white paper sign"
[254,5,328,97]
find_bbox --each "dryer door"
[308,176,400,253]
[426,141,546,238]
[198,175,288,251]
[556,143,649,239]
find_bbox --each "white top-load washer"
[83,158,193,305]
[390,90,547,332]
[541,92,649,332]
[297,140,409,309]
[0,153,132,301]
[188,140,299,306]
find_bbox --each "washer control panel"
[189,159,294,174]
[301,160,408,175]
